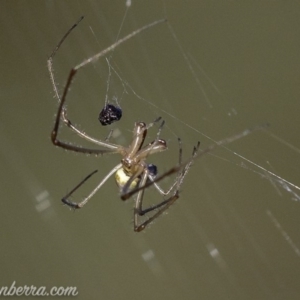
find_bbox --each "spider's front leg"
[49,66,119,155]
[48,17,122,155]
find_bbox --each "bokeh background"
[1,1,300,299]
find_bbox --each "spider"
[48,16,266,232]
[47,16,200,232]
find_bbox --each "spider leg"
[123,123,269,200]
[133,124,269,231]
[50,65,120,154]
[48,18,120,154]
[75,19,167,70]
[62,163,122,209]
[48,18,167,154]
[134,193,180,232]
[132,141,200,232]
[62,169,98,208]
[151,137,186,196]
[47,16,84,107]
[133,170,180,232]
[174,141,200,190]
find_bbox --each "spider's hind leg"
[133,141,200,232]
[134,190,180,232]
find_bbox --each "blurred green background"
[1,1,300,299]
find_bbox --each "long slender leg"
[130,125,268,231]
[48,18,167,153]
[50,66,120,154]
[123,124,267,200]
[134,193,179,232]
[62,170,98,208]
[133,141,200,232]
[133,170,180,232]
[48,16,84,106]
[151,137,184,196]
[62,163,122,209]
[174,141,200,190]
[48,18,120,153]
[75,19,167,70]
[152,140,199,197]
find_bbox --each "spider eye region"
[98,104,122,126]
[115,168,139,190]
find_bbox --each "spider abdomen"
[115,168,139,190]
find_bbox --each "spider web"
[45,1,300,298]
[49,1,299,221]
[2,2,300,300]
[84,3,300,204]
